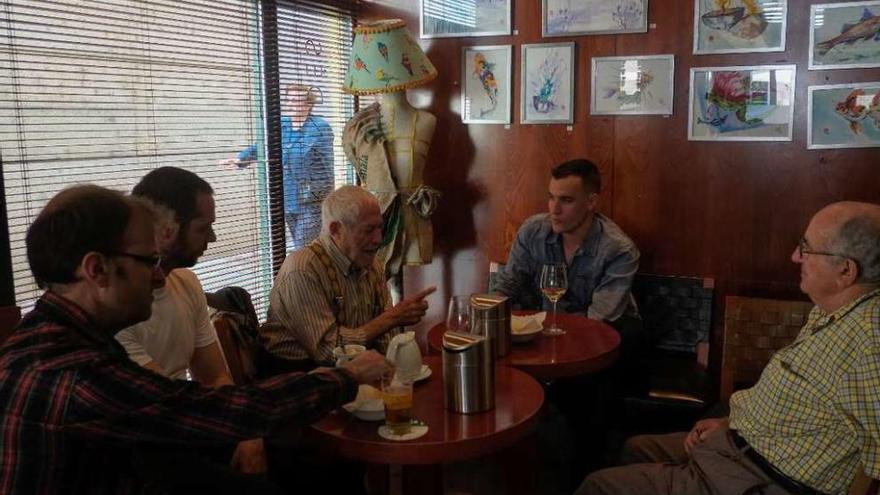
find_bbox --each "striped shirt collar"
[319,233,365,278]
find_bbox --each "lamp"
[344,19,437,95]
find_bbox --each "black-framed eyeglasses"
[797,238,849,260]
[104,251,162,270]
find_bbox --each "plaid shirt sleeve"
[62,356,357,445]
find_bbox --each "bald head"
[823,202,880,285]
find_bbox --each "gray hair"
[321,185,379,235]
[832,214,880,284]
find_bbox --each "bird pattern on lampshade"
[344,19,438,95]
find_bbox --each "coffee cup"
[333,344,366,367]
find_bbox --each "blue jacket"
[238,114,334,213]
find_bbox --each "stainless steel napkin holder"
[469,293,511,358]
[442,330,494,414]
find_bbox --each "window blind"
[0,0,272,315]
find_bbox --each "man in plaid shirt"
[578,201,880,495]
[0,184,391,494]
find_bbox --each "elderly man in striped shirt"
[259,185,436,375]
[578,201,880,495]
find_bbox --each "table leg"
[402,464,443,495]
[500,432,539,495]
[364,463,389,495]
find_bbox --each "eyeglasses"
[104,251,163,270]
[797,238,849,260]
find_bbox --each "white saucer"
[378,424,428,441]
[342,385,385,421]
[342,401,384,421]
[414,364,432,383]
[396,364,432,383]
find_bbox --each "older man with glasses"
[577,201,880,495]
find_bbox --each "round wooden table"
[309,356,544,464]
[427,312,621,381]
[308,356,544,495]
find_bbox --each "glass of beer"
[381,375,413,436]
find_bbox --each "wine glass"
[446,295,471,333]
[540,263,568,336]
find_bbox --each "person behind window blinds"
[221,83,335,250]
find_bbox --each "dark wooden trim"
[0,154,15,306]
[261,0,287,274]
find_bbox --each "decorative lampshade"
[344,19,438,95]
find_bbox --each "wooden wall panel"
[360,0,880,357]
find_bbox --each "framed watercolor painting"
[542,0,648,37]
[590,54,674,115]
[688,65,796,142]
[692,0,788,54]
[808,83,880,149]
[809,1,880,70]
[461,45,512,124]
[521,42,575,124]
[421,0,512,38]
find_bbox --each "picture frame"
[420,0,512,39]
[692,0,788,54]
[808,82,880,149]
[688,64,796,142]
[542,0,648,37]
[590,54,674,115]
[461,45,513,124]
[809,1,880,70]
[521,42,576,124]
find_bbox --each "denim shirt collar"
[543,214,603,260]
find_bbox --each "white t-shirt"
[115,268,218,379]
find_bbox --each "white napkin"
[511,312,546,334]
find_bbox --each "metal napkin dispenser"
[442,331,494,414]
[469,294,511,358]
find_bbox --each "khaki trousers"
[576,427,793,495]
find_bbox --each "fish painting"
[698,71,764,131]
[701,0,768,40]
[816,8,880,55]
[472,52,499,117]
[834,88,880,134]
[377,41,389,62]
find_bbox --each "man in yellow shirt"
[577,201,880,495]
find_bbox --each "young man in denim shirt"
[494,158,642,353]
